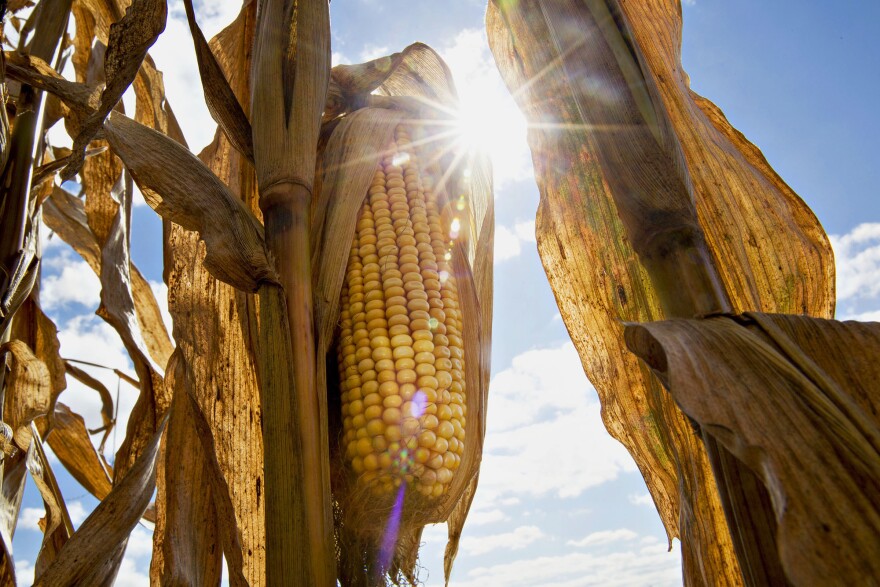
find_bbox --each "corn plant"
[0,1,491,585]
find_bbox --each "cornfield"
[0,0,877,586]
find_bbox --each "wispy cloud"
[628,492,654,507]
[567,528,638,548]
[830,223,880,318]
[476,343,637,499]
[41,253,101,311]
[494,220,536,262]
[452,537,682,587]
[460,526,545,556]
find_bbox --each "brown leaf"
[181,0,253,162]
[626,313,880,585]
[29,425,74,580]
[2,51,96,112]
[1,340,51,449]
[62,0,167,180]
[35,413,167,587]
[11,298,67,415]
[103,112,278,292]
[46,403,113,501]
[43,185,174,369]
[96,170,168,481]
[161,4,266,581]
[150,350,223,586]
[0,444,31,584]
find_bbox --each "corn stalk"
[484,1,880,586]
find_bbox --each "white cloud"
[54,315,139,454]
[628,493,654,507]
[494,220,536,262]
[451,538,682,587]
[19,501,89,533]
[19,508,46,532]
[15,559,35,586]
[567,528,638,548]
[41,257,101,310]
[359,44,390,62]
[460,526,545,556]
[476,343,637,500]
[830,223,880,301]
[467,508,508,526]
[149,280,174,336]
[331,51,350,66]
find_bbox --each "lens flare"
[378,484,406,576]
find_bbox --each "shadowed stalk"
[251,0,334,583]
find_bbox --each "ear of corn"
[337,124,466,498]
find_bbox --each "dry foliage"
[0,1,491,585]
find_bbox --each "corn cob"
[338,124,466,498]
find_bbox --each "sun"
[451,82,530,187]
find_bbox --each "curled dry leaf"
[181,0,253,162]
[35,414,167,587]
[62,0,167,180]
[0,443,32,584]
[626,313,880,585]
[10,298,66,409]
[1,340,51,450]
[2,51,96,113]
[29,424,74,580]
[102,111,278,292]
[150,350,223,586]
[46,403,113,502]
[42,185,173,369]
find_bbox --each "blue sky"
[11,1,880,584]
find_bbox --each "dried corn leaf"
[35,414,166,587]
[150,350,223,586]
[1,340,51,450]
[85,167,167,480]
[487,0,833,584]
[63,0,167,179]
[11,298,66,413]
[0,444,32,585]
[160,3,267,581]
[2,51,95,112]
[46,403,113,501]
[181,0,253,162]
[626,313,880,585]
[42,185,173,370]
[30,425,73,580]
[102,111,277,292]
